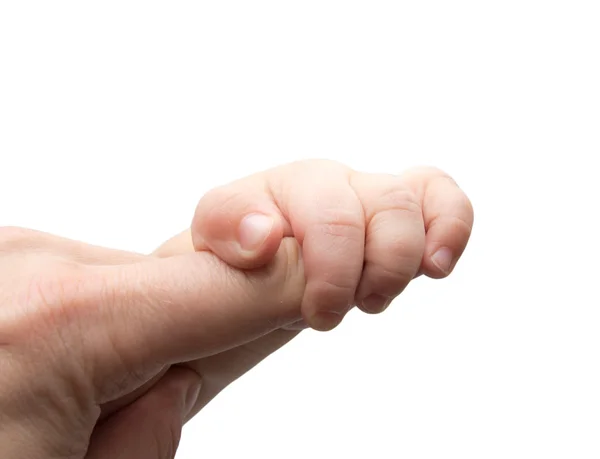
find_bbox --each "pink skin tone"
[0,160,473,458]
[193,160,473,330]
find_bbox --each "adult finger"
[14,238,305,402]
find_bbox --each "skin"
[0,160,473,458]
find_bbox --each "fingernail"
[310,311,344,332]
[238,213,274,252]
[431,247,453,274]
[184,379,202,418]
[361,294,392,314]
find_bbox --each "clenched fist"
[191,160,473,330]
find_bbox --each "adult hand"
[0,227,305,458]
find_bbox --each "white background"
[1,2,599,458]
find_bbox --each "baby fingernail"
[361,294,392,314]
[238,213,274,252]
[310,311,344,332]
[431,247,453,274]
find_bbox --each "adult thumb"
[86,366,201,459]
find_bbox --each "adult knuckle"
[6,264,89,350]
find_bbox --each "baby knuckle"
[374,181,421,217]
[409,166,455,182]
[319,218,364,239]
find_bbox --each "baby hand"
[192,160,473,331]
